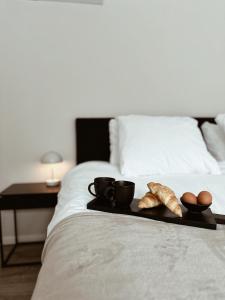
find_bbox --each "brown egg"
[181,192,197,205]
[197,191,212,205]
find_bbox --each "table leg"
[14,209,18,244]
[0,209,43,267]
[0,210,5,267]
[0,210,22,267]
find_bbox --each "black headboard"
[76,117,215,164]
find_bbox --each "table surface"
[1,183,60,197]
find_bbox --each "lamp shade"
[41,151,63,164]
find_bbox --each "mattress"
[48,161,225,235]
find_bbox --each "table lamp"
[41,151,63,187]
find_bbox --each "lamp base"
[46,179,60,187]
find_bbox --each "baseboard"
[3,233,46,245]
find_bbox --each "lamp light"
[41,151,63,187]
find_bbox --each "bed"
[32,117,225,300]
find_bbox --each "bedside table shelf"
[0,183,60,267]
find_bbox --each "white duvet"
[48,161,225,235]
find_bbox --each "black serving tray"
[87,198,217,230]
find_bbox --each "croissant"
[138,192,162,209]
[148,182,182,217]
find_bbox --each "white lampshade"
[41,151,63,164]
[41,151,63,187]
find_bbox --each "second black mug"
[105,180,135,208]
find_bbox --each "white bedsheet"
[48,161,225,235]
[218,161,225,174]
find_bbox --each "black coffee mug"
[88,177,115,201]
[105,180,135,208]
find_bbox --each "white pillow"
[109,119,119,165]
[118,115,220,176]
[201,122,225,161]
[216,114,225,133]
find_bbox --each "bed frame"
[75,117,215,164]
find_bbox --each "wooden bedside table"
[0,183,60,267]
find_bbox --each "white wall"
[1,0,225,242]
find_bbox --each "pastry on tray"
[138,192,162,209]
[148,182,182,218]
